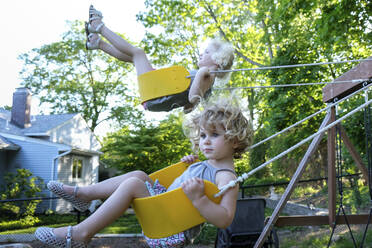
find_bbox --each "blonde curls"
[183,96,253,159]
[209,39,235,79]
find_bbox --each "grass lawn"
[0,212,217,245]
[0,213,141,235]
[278,226,372,248]
[2,211,371,247]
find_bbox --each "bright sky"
[1,0,146,106]
[0,0,169,134]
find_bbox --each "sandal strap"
[95,23,104,33]
[35,226,87,248]
[86,33,100,50]
[89,7,102,18]
[47,181,91,212]
[86,22,104,34]
[89,5,103,20]
[66,226,72,248]
[89,16,102,21]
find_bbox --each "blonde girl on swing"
[85,5,235,113]
[35,96,253,247]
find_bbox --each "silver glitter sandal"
[89,5,102,22]
[87,5,104,33]
[85,24,100,50]
[35,226,87,248]
[86,22,104,34]
[47,181,91,212]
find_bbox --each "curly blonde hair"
[183,97,253,159]
[209,39,235,79]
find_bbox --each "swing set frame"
[253,57,372,248]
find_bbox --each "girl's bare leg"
[88,33,132,62]
[54,177,150,243]
[99,39,133,62]
[90,14,153,75]
[62,170,152,202]
[101,25,153,75]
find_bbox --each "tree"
[101,114,192,174]
[135,0,371,182]
[254,0,371,179]
[18,21,143,132]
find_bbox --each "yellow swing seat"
[132,161,222,239]
[137,65,191,103]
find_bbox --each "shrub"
[0,169,44,228]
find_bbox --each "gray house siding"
[0,150,18,189]
[0,107,101,214]
[6,137,59,213]
[0,134,70,212]
[48,115,100,152]
[4,137,59,182]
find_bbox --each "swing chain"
[327,103,358,248]
[335,104,344,203]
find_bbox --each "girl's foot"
[47,181,91,212]
[88,5,104,33]
[85,28,101,50]
[35,225,88,248]
[89,5,102,22]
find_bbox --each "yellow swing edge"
[132,161,222,239]
[137,65,191,103]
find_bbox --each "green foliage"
[248,128,271,178]
[0,105,11,111]
[0,213,84,233]
[101,114,192,174]
[16,0,372,195]
[194,224,217,245]
[0,169,44,227]
[18,20,141,132]
[133,0,372,199]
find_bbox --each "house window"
[72,158,83,179]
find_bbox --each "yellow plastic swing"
[132,161,222,239]
[137,65,191,103]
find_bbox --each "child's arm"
[181,172,238,229]
[188,67,216,104]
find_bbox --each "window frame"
[72,156,84,180]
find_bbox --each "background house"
[0,87,102,213]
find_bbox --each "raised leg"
[54,176,151,243]
[89,5,153,75]
[62,170,152,202]
[99,37,133,62]
[100,25,153,75]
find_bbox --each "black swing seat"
[215,198,279,248]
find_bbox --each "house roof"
[0,132,72,152]
[0,108,77,136]
[0,135,20,151]
[0,108,101,156]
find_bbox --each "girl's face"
[199,125,236,162]
[197,43,217,68]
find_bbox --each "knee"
[131,170,149,181]
[118,177,148,197]
[118,177,143,191]
[121,176,143,186]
